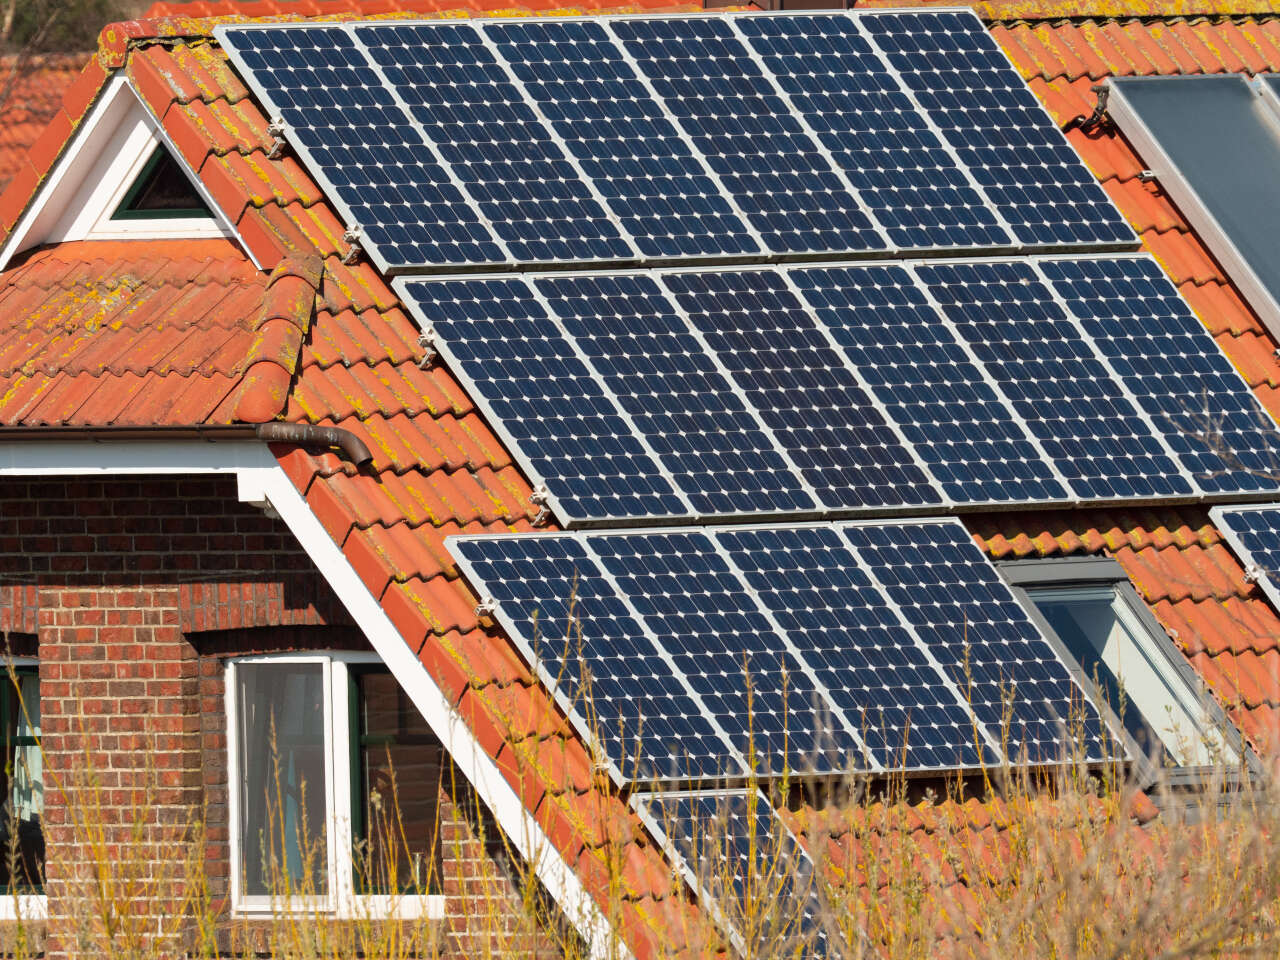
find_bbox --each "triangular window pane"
[112,147,211,220]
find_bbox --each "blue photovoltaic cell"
[1042,257,1280,496]
[843,521,1111,762]
[611,16,886,256]
[862,11,1134,248]
[737,14,1009,251]
[536,274,815,516]
[661,269,940,510]
[219,26,503,268]
[917,261,1192,501]
[717,526,982,768]
[449,536,739,781]
[400,277,686,521]
[792,264,1068,505]
[354,23,632,264]
[591,531,862,774]
[640,791,830,956]
[1213,507,1280,611]
[489,19,760,260]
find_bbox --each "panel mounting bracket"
[530,484,552,527]
[341,225,363,265]
[1066,84,1110,133]
[417,325,437,368]
[265,116,288,159]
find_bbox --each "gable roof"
[5,5,1280,956]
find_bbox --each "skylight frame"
[1000,556,1244,779]
[1106,74,1280,341]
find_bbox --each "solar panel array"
[1210,506,1280,616]
[215,10,1134,274]
[401,254,1279,526]
[449,519,1114,784]
[634,790,831,957]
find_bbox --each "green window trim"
[111,146,211,221]
[348,665,440,896]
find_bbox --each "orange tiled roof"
[0,238,281,425]
[0,55,87,195]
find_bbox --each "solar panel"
[588,530,863,775]
[488,19,763,260]
[841,521,1110,762]
[1210,505,1280,616]
[535,274,816,518]
[1040,257,1280,495]
[404,255,1278,527]
[449,519,1117,782]
[448,533,742,781]
[915,260,1195,502]
[717,525,985,768]
[634,790,831,958]
[660,268,941,510]
[790,263,1070,506]
[397,276,690,523]
[735,13,1010,251]
[353,22,634,265]
[861,10,1134,249]
[218,24,507,272]
[611,16,886,258]
[217,11,1139,273]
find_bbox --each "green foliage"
[1,0,129,54]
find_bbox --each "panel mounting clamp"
[265,116,289,159]
[474,598,497,619]
[341,225,363,266]
[1244,562,1268,584]
[530,484,552,527]
[417,325,437,368]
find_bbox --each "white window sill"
[232,894,445,921]
[0,894,46,920]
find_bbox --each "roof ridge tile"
[227,252,322,423]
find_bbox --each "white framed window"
[1003,558,1240,771]
[226,653,445,919]
[0,657,44,921]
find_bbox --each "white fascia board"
[0,439,622,959]
[0,75,241,271]
[0,439,271,476]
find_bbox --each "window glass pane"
[1110,77,1280,318]
[353,670,442,894]
[237,662,328,897]
[1,672,42,892]
[113,147,211,218]
[1030,587,1215,765]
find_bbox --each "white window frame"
[0,656,44,922]
[225,652,445,920]
[1002,557,1246,781]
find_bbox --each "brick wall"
[0,475,556,958]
